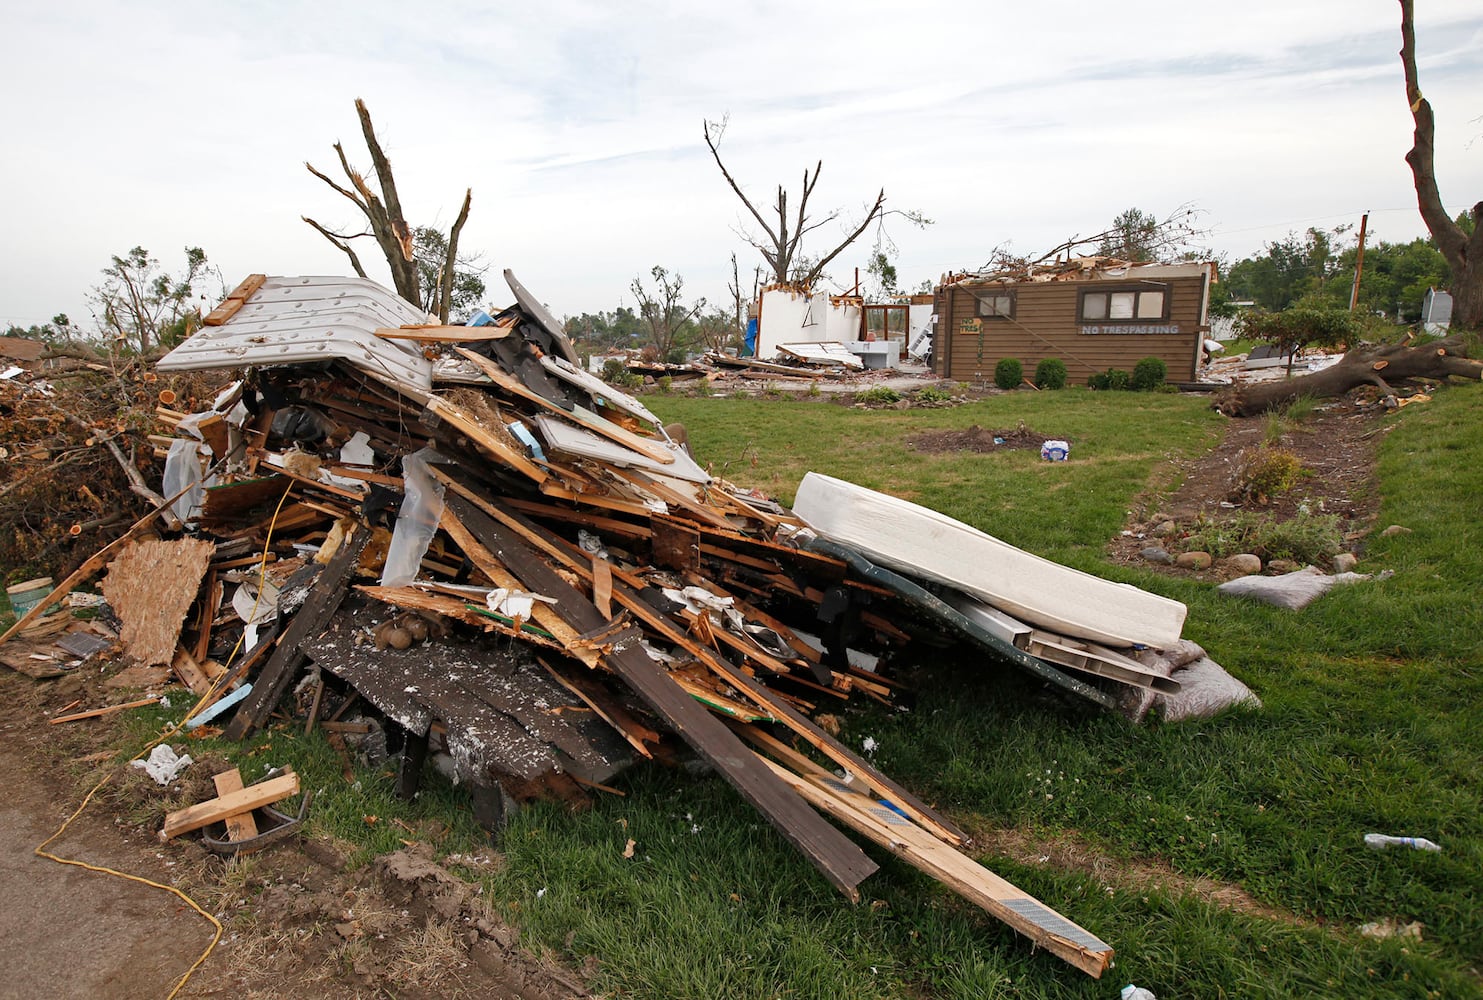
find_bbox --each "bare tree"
[303,98,474,322]
[705,117,914,288]
[727,251,763,344]
[631,266,704,361]
[1400,0,1481,331]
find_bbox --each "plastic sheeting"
[380,449,449,587]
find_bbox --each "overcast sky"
[2,1,1480,331]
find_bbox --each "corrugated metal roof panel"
[157,275,434,393]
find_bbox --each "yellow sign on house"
[959,317,983,335]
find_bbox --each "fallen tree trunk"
[1214,335,1482,416]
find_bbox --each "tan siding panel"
[945,276,1204,382]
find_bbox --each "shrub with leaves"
[1236,446,1304,503]
[1182,510,1341,565]
[916,385,954,403]
[601,358,626,382]
[854,386,902,405]
[1088,368,1131,391]
[993,358,1023,390]
[1033,358,1067,390]
[1235,306,1359,363]
[1131,356,1167,391]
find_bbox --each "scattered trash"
[131,743,194,785]
[1364,833,1441,852]
[1121,986,1157,1000]
[1040,440,1070,462]
[1359,917,1425,940]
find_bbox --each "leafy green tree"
[1226,227,1349,311]
[4,314,78,346]
[1235,307,1359,375]
[631,266,704,363]
[1096,208,1161,261]
[411,226,486,320]
[90,246,217,353]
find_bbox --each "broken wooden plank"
[162,771,298,840]
[212,768,260,842]
[424,394,548,484]
[755,753,1113,978]
[202,273,267,326]
[171,646,214,697]
[48,697,157,725]
[223,526,367,741]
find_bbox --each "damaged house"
[932,258,1216,384]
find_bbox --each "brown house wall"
[933,274,1207,383]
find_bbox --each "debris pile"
[1,270,1241,977]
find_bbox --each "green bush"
[854,386,902,405]
[1033,358,1068,390]
[656,375,673,395]
[1237,446,1304,502]
[993,357,1023,390]
[1088,367,1131,391]
[1132,356,1168,391]
[601,358,626,382]
[1182,510,1341,565]
[916,385,954,404]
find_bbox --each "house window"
[976,292,1015,319]
[1080,287,1168,323]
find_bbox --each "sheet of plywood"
[793,472,1185,649]
[100,538,216,666]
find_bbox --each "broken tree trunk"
[1215,335,1483,416]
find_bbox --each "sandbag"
[1217,566,1370,610]
[1154,658,1261,722]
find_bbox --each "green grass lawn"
[73,384,1483,998]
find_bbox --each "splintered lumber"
[442,492,879,899]
[101,538,216,667]
[223,526,367,740]
[755,753,1113,978]
[203,273,267,326]
[213,768,259,842]
[48,697,158,725]
[423,395,548,484]
[454,348,675,466]
[162,771,298,841]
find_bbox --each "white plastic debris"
[1040,440,1070,462]
[131,744,194,785]
[1364,833,1441,852]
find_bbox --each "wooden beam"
[755,754,1113,978]
[48,697,157,725]
[162,771,298,840]
[212,768,259,842]
[203,273,267,326]
[374,324,510,342]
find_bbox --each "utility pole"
[1348,212,1369,312]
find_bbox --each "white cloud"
[2,0,1480,328]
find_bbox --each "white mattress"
[793,472,1186,649]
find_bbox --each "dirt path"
[0,670,589,1000]
[0,737,208,999]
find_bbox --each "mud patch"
[907,423,1054,454]
[971,823,1311,928]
